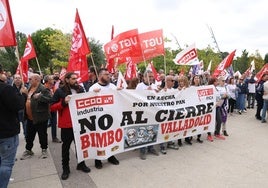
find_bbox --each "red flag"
[256,64,268,82]
[147,61,160,81]
[16,60,28,83]
[124,57,137,80]
[20,35,36,62]
[139,29,165,60]
[0,0,16,46]
[104,29,143,65]
[106,58,116,73]
[17,35,37,83]
[67,9,90,83]
[106,25,115,73]
[59,67,67,80]
[243,67,251,77]
[213,50,236,77]
[179,68,185,76]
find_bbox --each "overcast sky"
[9,0,268,58]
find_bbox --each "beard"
[100,77,109,85]
[70,82,79,90]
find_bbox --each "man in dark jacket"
[255,73,268,120]
[20,74,52,160]
[50,72,91,180]
[0,67,28,188]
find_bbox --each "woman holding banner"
[189,75,203,143]
[177,75,190,146]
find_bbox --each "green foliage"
[249,51,265,72]
[197,46,222,72]
[87,38,105,68]
[234,50,249,73]
[264,53,268,64]
[0,47,17,73]
[30,27,57,74]
[42,29,71,73]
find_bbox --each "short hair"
[143,70,152,77]
[89,66,98,75]
[98,68,108,75]
[44,75,53,83]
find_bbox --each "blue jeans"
[0,135,19,188]
[50,111,57,139]
[140,145,154,154]
[261,100,268,120]
[237,94,245,110]
[18,110,27,138]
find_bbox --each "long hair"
[60,72,74,95]
[60,72,84,94]
[208,77,217,85]
[191,75,200,86]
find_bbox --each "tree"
[264,53,268,64]
[43,29,71,73]
[30,27,62,74]
[0,32,27,73]
[0,47,17,73]
[233,50,249,73]
[250,51,265,72]
[87,38,105,68]
[197,46,222,72]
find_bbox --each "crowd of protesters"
[1,63,268,187]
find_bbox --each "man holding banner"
[136,70,159,160]
[89,68,120,169]
[50,72,91,180]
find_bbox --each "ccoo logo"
[71,23,82,53]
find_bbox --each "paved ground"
[8,108,268,188]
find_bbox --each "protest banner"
[69,85,216,162]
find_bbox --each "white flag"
[173,44,199,65]
[250,60,255,72]
[207,60,212,72]
[117,71,128,89]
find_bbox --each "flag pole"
[163,54,167,88]
[15,45,25,85]
[90,54,99,80]
[35,57,42,76]
[163,54,167,76]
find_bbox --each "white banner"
[69,86,216,162]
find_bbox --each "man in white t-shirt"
[136,70,159,160]
[89,68,120,169]
[159,75,179,154]
[246,74,257,109]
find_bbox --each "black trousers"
[215,107,222,135]
[61,128,74,171]
[228,98,236,113]
[255,97,263,118]
[26,119,48,151]
[61,128,86,171]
